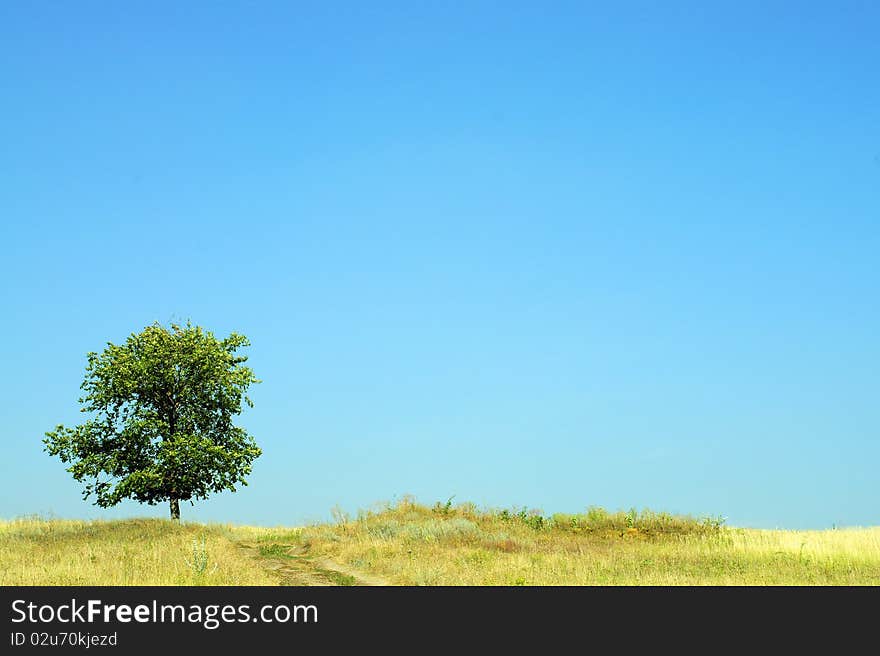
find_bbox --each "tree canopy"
[44,321,262,520]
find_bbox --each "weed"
[433,496,456,516]
[331,505,351,528]
[184,537,217,580]
[258,543,292,558]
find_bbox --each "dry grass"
[287,498,880,585]
[4,500,879,585]
[0,517,278,585]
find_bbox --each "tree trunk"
[170,498,180,521]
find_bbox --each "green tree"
[44,322,262,520]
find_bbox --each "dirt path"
[311,557,391,586]
[237,543,391,586]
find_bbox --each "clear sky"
[2,2,878,529]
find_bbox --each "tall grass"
[3,501,879,585]
[288,498,880,585]
[0,517,277,585]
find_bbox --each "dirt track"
[238,543,390,586]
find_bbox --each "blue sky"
[2,2,877,529]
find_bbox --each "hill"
[3,499,879,585]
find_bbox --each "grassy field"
[3,499,879,585]
[0,517,279,585]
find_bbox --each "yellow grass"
[3,501,879,585]
[0,518,278,585]
[288,500,880,585]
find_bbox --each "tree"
[44,321,262,521]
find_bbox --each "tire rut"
[238,543,390,586]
